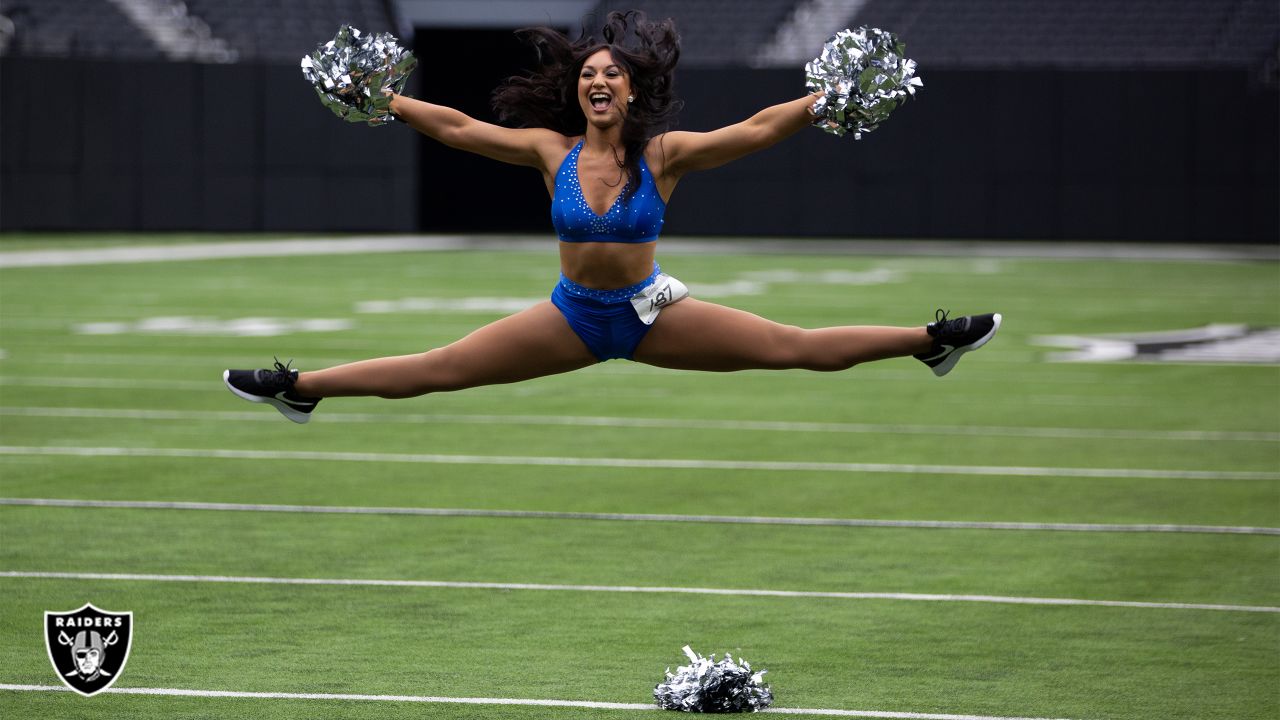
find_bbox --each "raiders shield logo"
[44,603,133,697]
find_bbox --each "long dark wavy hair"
[492,10,682,198]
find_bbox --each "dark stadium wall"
[660,69,1278,243]
[0,57,418,233]
[0,59,1275,242]
[411,27,561,233]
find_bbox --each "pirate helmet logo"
[44,603,133,697]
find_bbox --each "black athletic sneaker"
[223,358,321,424]
[914,310,1002,377]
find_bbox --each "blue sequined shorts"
[551,265,661,362]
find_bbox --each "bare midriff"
[558,241,658,289]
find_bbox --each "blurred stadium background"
[1,0,1276,239]
[1,2,1278,719]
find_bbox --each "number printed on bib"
[630,273,689,325]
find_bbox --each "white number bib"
[630,273,689,325]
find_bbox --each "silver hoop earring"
[627,96,635,103]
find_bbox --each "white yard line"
[1,235,1274,268]
[0,369,1265,408]
[3,497,1274,536]
[0,445,1274,481]
[2,406,1275,443]
[0,377,213,390]
[2,571,1275,613]
[11,352,365,367]
[13,351,1269,391]
[0,236,473,268]
[0,683,1082,720]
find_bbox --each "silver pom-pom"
[300,25,417,126]
[654,645,773,713]
[805,26,923,138]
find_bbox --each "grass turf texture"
[1,235,1278,719]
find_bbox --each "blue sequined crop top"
[551,140,666,243]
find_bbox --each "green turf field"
[1,235,1277,719]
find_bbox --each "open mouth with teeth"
[589,92,612,112]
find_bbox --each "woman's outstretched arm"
[388,94,562,169]
[656,92,823,177]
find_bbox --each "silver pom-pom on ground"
[300,25,417,126]
[654,645,773,713]
[806,26,923,138]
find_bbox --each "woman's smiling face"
[577,48,632,128]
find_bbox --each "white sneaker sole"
[931,313,1002,377]
[222,370,313,424]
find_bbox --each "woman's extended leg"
[632,298,933,372]
[295,301,596,398]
